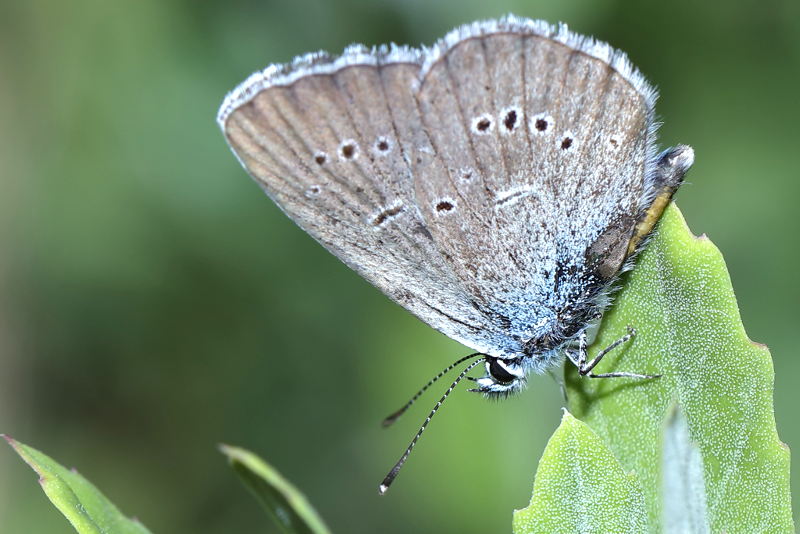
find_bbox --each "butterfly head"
[469,356,527,396]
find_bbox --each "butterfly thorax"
[469,264,613,396]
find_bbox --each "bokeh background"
[1,0,798,532]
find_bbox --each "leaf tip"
[3,435,34,465]
[218,443,243,464]
[559,408,580,431]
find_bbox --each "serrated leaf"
[3,435,152,534]
[565,203,793,532]
[513,410,647,534]
[220,444,331,534]
[662,405,710,534]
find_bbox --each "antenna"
[378,356,484,495]
[381,353,483,427]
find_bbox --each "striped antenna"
[378,356,484,495]
[381,353,484,427]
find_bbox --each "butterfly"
[217,15,693,493]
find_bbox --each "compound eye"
[487,357,516,384]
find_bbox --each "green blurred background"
[1,0,798,532]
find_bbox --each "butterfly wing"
[219,47,504,354]
[412,19,658,350]
[219,17,662,358]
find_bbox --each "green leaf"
[220,444,332,534]
[3,435,152,534]
[513,410,647,534]
[565,203,793,532]
[661,405,709,534]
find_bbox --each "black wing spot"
[374,136,391,154]
[561,137,573,150]
[503,110,518,131]
[341,142,356,159]
[477,118,491,132]
[435,200,454,212]
[372,204,403,226]
[535,118,548,132]
[314,152,327,165]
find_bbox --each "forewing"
[219,49,500,354]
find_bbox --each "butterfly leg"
[572,326,661,379]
